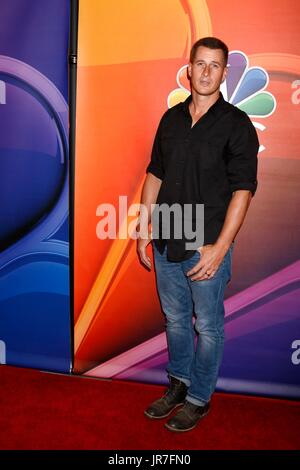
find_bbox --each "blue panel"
[0,0,71,372]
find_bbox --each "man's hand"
[187,244,228,281]
[186,190,251,280]
[137,236,152,270]
[137,173,162,271]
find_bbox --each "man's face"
[188,46,227,96]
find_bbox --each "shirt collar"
[180,91,226,117]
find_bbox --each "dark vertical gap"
[68,0,79,373]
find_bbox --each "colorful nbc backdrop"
[74,0,300,398]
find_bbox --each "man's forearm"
[214,190,252,254]
[139,173,162,237]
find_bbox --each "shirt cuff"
[146,164,164,180]
[230,181,258,196]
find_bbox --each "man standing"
[138,37,259,432]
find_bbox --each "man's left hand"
[186,244,227,281]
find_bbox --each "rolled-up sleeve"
[226,113,259,196]
[146,118,165,180]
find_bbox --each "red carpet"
[0,365,299,450]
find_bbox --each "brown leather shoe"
[165,400,210,432]
[144,376,188,419]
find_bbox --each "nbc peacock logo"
[168,51,276,151]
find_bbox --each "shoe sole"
[164,409,210,432]
[144,402,184,420]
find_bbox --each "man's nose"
[202,65,209,76]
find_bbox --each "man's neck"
[189,90,220,115]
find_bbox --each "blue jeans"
[153,242,233,406]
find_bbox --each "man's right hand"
[137,236,152,270]
[137,172,162,270]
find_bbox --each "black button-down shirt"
[146,92,259,262]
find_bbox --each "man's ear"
[187,63,192,80]
[221,66,228,83]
